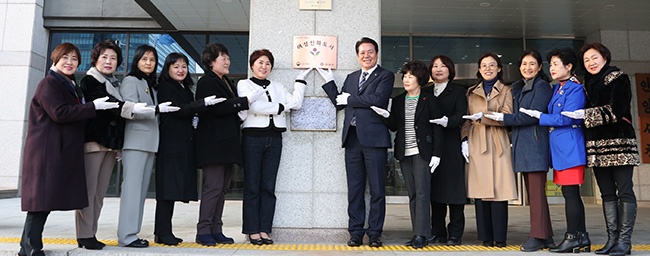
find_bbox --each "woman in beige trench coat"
[461,52,517,247]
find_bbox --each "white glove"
[296,67,313,80]
[247,87,267,103]
[93,96,119,110]
[461,141,469,163]
[462,112,483,121]
[429,156,441,173]
[158,101,180,113]
[520,107,541,119]
[429,116,448,127]
[317,68,334,83]
[336,92,350,105]
[204,95,226,106]
[484,112,504,121]
[132,102,155,114]
[370,106,390,118]
[561,109,585,119]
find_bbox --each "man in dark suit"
[318,37,394,247]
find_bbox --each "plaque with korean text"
[292,35,337,69]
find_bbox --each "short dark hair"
[519,49,550,82]
[158,52,194,87]
[249,49,274,69]
[202,42,229,69]
[401,60,430,87]
[580,42,612,66]
[90,39,123,68]
[476,52,503,83]
[428,55,456,81]
[355,37,379,54]
[547,47,578,73]
[127,45,158,81]
[51,42,81,66]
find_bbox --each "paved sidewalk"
[0,197,649,255]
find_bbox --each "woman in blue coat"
[485,49,554,252]
[520,48,590,253]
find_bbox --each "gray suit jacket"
[119,76,159,152]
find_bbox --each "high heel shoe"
[249,235,264,245]
[77,237,104,250]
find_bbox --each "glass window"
[412,37,524,65]
[381,36,410,73]
[49,33,128,73]
[208,34,250,78]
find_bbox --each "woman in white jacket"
[237,49,311,245]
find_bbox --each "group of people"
[18,40,308,255]
[17,35,640,256]
[322,37,639,255]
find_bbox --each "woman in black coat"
[154,52,223,245]
[193,43,251,246]
[425,55,468,246]
[564,43,641,256]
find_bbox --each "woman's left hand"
[561,109,585,119]
[429,156,441,173]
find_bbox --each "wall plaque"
[636,73,650,163]
[292,35,337,69]
[290,97,337,131]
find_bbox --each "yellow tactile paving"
[1,237,649,251]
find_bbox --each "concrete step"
[0,189,17,199]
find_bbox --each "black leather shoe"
[125,238,149,248]
[447,237,461,246]
[212,233,234,244]
[495,241,507,248]
[411,236,428,249]
[520,237,544,252]
[427,235,446,244]
[405,235,416,246]
[483,240,494,247]
[77,237,105,250]
[369,235,383,247]
[347,234,362,247]
[249,235,264,246]
[155,235,179,246]
[196,234,217,246]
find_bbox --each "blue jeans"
[242,136,282,234]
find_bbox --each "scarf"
[87,67,123,101]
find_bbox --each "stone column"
[248,0,381,242]
[0,0,48,191]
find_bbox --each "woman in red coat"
[19,43,118,256]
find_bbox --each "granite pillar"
[0,0,48,191]
[248,0,381,242]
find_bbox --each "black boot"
[549,232,583,253]
[595,201,618,254]
[578,231,591,252]
[610,202,636,256]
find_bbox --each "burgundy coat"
[21,70,96,212]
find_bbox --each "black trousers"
[19,211,50,256]
[593,165,636,203]
[344,127,387,237]
[475,199,508,242]
[154,200,176,236]
[431,202,465,239]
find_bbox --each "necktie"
[358,71,368,91]
[351,71,368,127]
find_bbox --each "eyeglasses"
[481,63,498,70]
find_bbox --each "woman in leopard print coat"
[564,42,640,256]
